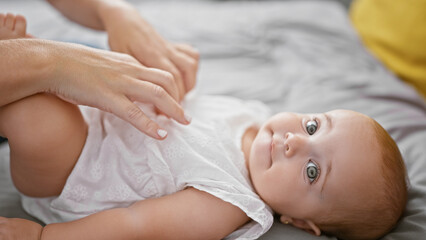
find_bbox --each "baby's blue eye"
[307,161,319,183]
[306,120,318,135]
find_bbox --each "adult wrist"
[96,0,136,31]
[24,39,60,94]
[0,39,54,106]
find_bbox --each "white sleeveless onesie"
[21,94,274,239]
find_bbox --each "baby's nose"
[284,132,306,157]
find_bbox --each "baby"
[0,14,407,240]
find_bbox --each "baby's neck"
[241,127,259,172]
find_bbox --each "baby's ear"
[280,215,321,236]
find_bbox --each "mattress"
[1,1,425,239]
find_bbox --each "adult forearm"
[0,39,52,107]
[47,0,135,31]
[41,208,141,240]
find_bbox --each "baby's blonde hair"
[315,118,407,240]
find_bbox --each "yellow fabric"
[350,0,426,99]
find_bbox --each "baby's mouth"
[271,134,285,164]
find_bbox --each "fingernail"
[184,113,192,124]
[157,129,168,138]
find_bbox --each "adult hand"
[40,40,191,139]
[0,217,42,240]
[99,2,200,102]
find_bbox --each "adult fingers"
[133,66,180,102]
[156,57,186,102]
[108,95,167,140]
[125,79,190,125]
[107,50,181,102]
[130,49,185,102]
[174,43,200,60]
[170,50,198,92]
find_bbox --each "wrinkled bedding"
[1,1,425,239]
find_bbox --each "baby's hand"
[0,217,43,240]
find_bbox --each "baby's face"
[248,110,381,220]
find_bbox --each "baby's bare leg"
[0,93,87,197]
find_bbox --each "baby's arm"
[41,188,249,240]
